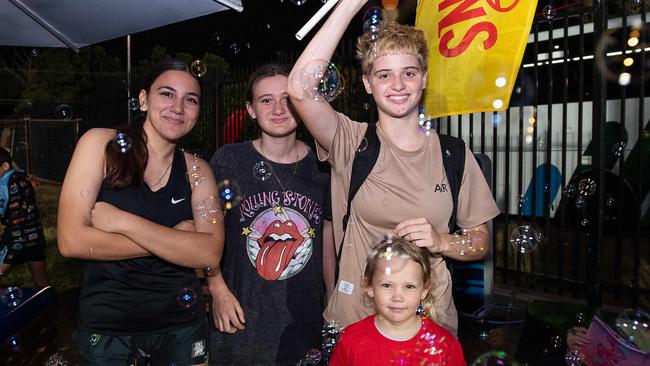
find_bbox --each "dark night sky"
[98,0,417,65]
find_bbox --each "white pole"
[295,0,339,41]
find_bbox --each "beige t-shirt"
[317,112,500,334]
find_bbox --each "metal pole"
[588,0,607,308]
[127,35,132,126]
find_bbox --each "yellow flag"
[416,0,538,118]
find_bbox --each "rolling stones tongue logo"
[255,220,305,280]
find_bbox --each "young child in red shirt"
[328,236,467,366]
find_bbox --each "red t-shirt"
[328,315,467,366]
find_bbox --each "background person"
[287,0,500,335]
[57,59,224,366]
[208,63,334,365]
[0,147,49,287]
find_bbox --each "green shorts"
[76,320,209,365]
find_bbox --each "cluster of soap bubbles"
[113,132,132,154]
[450,229,486,256]
[615,308,650,348]
[471,351,520,366]
[210,31,253,56]
[253,160,273,181]
[509,225,543,254]
[176,287,197,308]
[300,59,345,102]
[322,320,342,358]
[297,320,342,365]
[218,179,242,210]
[564,177,598,227]
[195,195,225,224]
[54,104,73,119]
[1,286,24,307]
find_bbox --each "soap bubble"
[356,137,368,153]
[297,349,322,365]
[113,132,132,154]
[565,350,583,366]
[54,104,73,119]
[128,97,140,111]
[253,161,273,181]
[6,335,21,353]
[300,59,345,102]
[550,334,563,350]
[191,60,207,78]
[218,179,242,210]
[363,7,382,36]
[188,156,206,186]
[575,195,587,209]
[210,31,225,46]
[230,43,241,55]
[450,229,485,255]
[471,351,520,366]
[564,184,577,198]
[510,225,543,254]
[612,141,626,157]
[479,329,489,342]
[1,286,24,307]
[176,287,197,308]
[542,5,556,20]
[578,178,597,196]
[615,308,650,346]
[195,196,225,224]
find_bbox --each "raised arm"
[287,0,367,149]
[90,154,225,269]
[57,129,151,260]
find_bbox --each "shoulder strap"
[335,123,380,283]
[438,134,466,233]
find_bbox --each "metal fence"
[0,118,79,183]
[215,4,650,309]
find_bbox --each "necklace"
[149,160,173,188]
[258,141,300,199]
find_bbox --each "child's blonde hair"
[363,236,437,322]
[356,21,429,76]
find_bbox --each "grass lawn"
[1,182,81,291]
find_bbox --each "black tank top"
[78,149,204,335]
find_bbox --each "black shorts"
[1,239,46,265]
[76,320,209,366]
